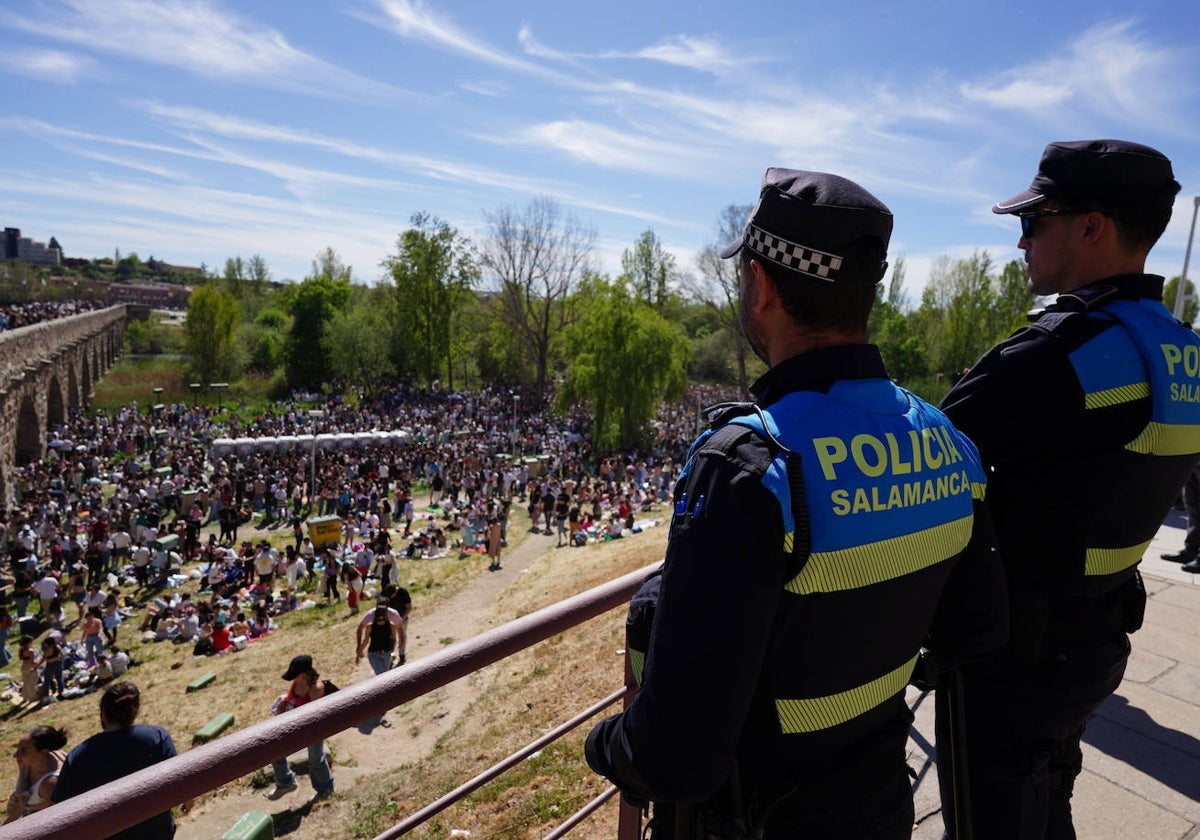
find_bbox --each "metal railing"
[0,563,658,840]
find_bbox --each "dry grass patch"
[336,524,669,839]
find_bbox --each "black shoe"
[1182,558,1200,573]
[1160,549,1198,563]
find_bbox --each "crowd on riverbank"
[0,381,743,707]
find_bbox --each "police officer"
[938,140,1200,839]
[585,168,1008,838]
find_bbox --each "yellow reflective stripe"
[1125,422,1200,455]
[776,653,918,734]
[1084,382,1150,410]
[782,531,794,554]
[784,515,972,595]
[1084,539,1151,577]
[628,649,646,685]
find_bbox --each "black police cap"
[993,139,1181,215]
[720,168,893,283]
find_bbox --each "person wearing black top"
[939,140,1200,839]
[586,168,1007,839]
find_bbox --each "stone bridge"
[0,305,127,505]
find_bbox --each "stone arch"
[67,363,80,413]
[81,354,92,401]
[15,394,41,466]
[47,376,65,429]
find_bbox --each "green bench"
[222,811,273,840]
[193,712,235,744]
[186,672,216,693]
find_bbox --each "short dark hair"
[100,681,141,728]
[743,237,884,332]
[1099,203,1173,253]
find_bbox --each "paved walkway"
[909,509,1200,839]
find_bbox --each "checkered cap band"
[746,224,843,282]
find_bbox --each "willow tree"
[558,277,690,452]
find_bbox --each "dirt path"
[176,527,562,838]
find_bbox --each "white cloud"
[959,20,1189,129]
[458,79,509,97]
[374,0,541,75]
[0,48,95,84]
[136,105,679,226]
[512,119,719,174]
[630,35,754,76]
[4,0,408,102]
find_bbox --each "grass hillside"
[0,504,668,839]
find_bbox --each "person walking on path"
[486,517,503,571]
[266,655,336,801]
[356,600,405,728]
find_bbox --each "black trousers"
[1181,464,1200,551]
[936,634,1129,839]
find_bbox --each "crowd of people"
[0,300,108,333]
[0,375,741,828]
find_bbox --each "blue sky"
[1,0,1198,302]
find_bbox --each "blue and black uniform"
[586,344,1008,838]
[939,274,1200,838]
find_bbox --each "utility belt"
[1009,573,1145,662]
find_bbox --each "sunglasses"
[1018,207,1096,239]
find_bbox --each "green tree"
[185,283,239,383]
[915,252,1003,377]
[248,254,271,285]
[222,256,246,297]
[115,252,142,280]
[992,259,1035,337]
[622,229,677,312]
[284,260,351,388]
[1164,275,1198,324]
[323,288,397,397]
[558,277,689,451]
[383,213,479,389]
[692,204,754,390]
[312,247,353,284]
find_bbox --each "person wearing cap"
[266,654,336,800]
[938,139,1200,839]
[585,168,1007,838]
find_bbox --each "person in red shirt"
[266,655,335,800]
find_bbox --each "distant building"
[3,228,61,267]
[97,281,192,309]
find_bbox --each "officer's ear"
[746,258,778,313]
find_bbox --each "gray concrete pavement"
[908,509,1200,839]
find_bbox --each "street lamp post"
[308,409,326,512]
[1172,196,1200,320]
[512,394,521,458]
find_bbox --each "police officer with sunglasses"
[938,140,1200,839]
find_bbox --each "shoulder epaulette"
[703,401,758,430]
[1052,284,1120,312]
